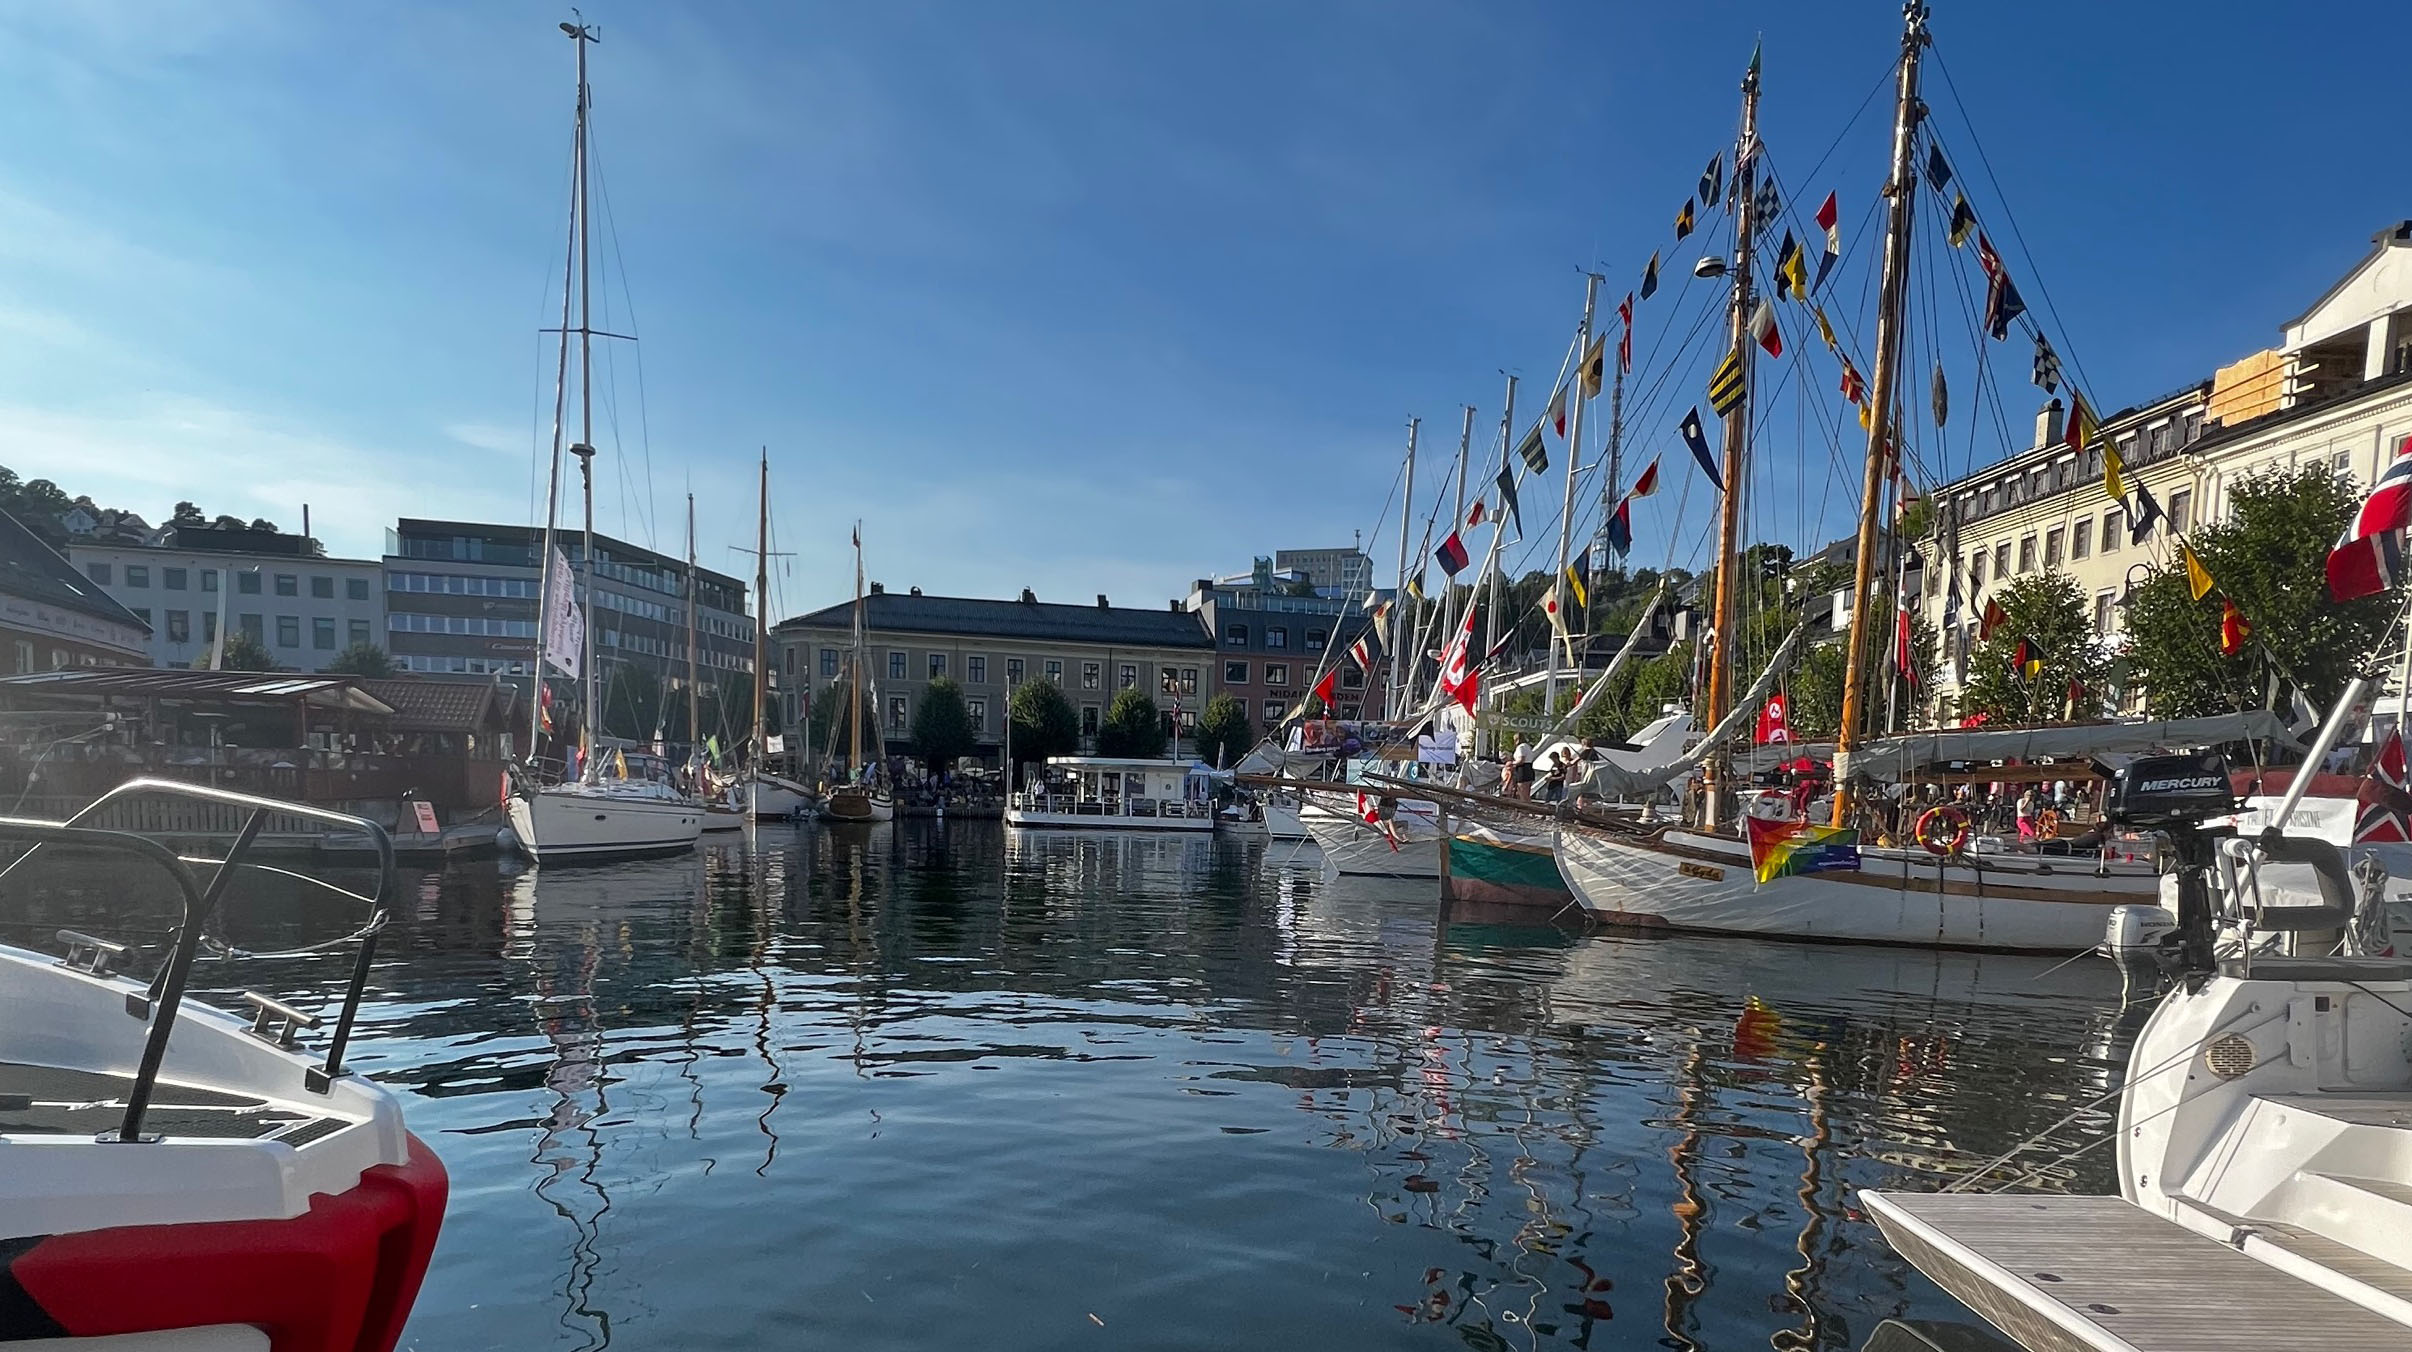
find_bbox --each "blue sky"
[0,1,2402,621]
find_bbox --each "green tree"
[1626,643,1693,731]
[2122,465,2394,718]
[1097,688,1166,758]
[325,641,394,678]
[171,501,207,527]
[217,630,277,671]
[1007,678,1081,774]
[1959,572,2111,724]
[807,677,879,762]
[1194,692,1253,768]
[910,676,979,772]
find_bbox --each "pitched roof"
[777,591,1213,649]
[0,510,149,633]
[356,677,516,732]
[0,668,391,713]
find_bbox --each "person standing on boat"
[1509,742,1537,800]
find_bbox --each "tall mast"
[1833,2,1930,828]
[685,492,699,765]
[1599,334,1628,571]
[1548,273,1603,713]
[752,449,770,774]
[1447,404,1476,650]
[524,35,582,769]
[1388,419,1419,719]
[849,524,865,773]
[1484,374,1516,758]
[1699,47,1764,831]
[567,18,600,781]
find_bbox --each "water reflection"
[2,820,2137,1351]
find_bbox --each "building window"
[1180,667,1198,696]
[2102,509,2124,551]
[2070,519,2091,560]
[1225,660,1249,685]
[1081,704,1100,736]
[203,613,218,642]
[1341,666,1365,688]
[1266,627,1289,649]
[888,696,908,731]
[1306,629,1327,650]
[1968,551,1985,589]
[1993,543,2010,578]
[1082,661,1101,690]
[12,640,30,672]
[2180,410,2203,445]
[1224,623,1248,646]
[1044,659,1063,684]
[203,568,223,593]
[2044,528,2064,568]
[313,617,336,650]
[1118,663,1136,689]
[237,570,260,594]
[1258,699,1280,722]
[49,649,66,670]
[348,619,370,645]
[276,615,300,648]
[1007,657,1025,687]
[822,648,840,678]
[2169,490,2192,534]
[928,652,947,679]
[2095,591,2115,634]
[86,563,111,585]
[274,574,297,597]
[889,651,907,681]
[163,567,187,590]
[166,611,190,643]
[968,698,986,733]
[2017,536,2037,573]
[311,576,334,599]
[125,565,149,588]
[967,655,985,684]
[2146,422,2172,456]
[346,577,368,601]
[1266,663,1291,687]
[240,614,264,640]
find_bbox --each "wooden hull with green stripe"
[1441,825,1571,910]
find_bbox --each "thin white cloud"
[442,420,525,455]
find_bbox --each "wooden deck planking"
[1870,1193,2410,1351]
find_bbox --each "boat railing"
[1010,791,1212,820]
[0,777,393,1143]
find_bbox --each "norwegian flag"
[2327,435,2412,601]
[2355,729,2412,844]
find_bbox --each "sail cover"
[1728,709,2300,777]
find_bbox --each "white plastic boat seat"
[1862,1191,2412,1351]
[0,1060,336,1141]
[2219,956,2412,983]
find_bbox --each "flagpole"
[1548,272,1603,717]
[1700,49,1763,833]
[1832,0,1930,831]
[569,21,601,784]
[1484,374,1516,760]
[1447,403,1475,672]
[1389,418,1419,721]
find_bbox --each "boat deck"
[0,1060,344,1143]
[1863,1192,2408,1351]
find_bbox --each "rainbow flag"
[1745,815,1862,884]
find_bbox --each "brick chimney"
[1096,593,1109,609]
[2035,397,2064,452]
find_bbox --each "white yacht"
[1865,750,2412,1349]
[509,775,705,862]
[1008,756,1217,832]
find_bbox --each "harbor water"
[14,820,2141,1350]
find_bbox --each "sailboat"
[505,22,703,865]
[821,524,894,824]
[744,451,814,820]
[688,494,746,834]
[1545,18,2202,949]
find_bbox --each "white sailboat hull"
[507,785,704,863]
[1300,798,1443,878]
[746,774,812,819]
[1552,823,2157,952]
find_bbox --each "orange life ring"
[1913,805,1972,856]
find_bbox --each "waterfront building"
[1915,221,2412,720]
[69,526,383,672]
[383,518,751,696]
[0,512,149,672]
[1184,570,1386,727]
[772,586,1215,763]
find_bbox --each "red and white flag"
[2356,729,2412,844]
[1629,457,1661,498]
[1750,297,1782,358]
[2328,434,2412,601]
[1756,691,1792,746]
[1438,602,1480,712]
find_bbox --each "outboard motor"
[2107,752,2236,980]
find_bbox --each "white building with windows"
[1916,221,2412,717]
[67,527,384,671]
